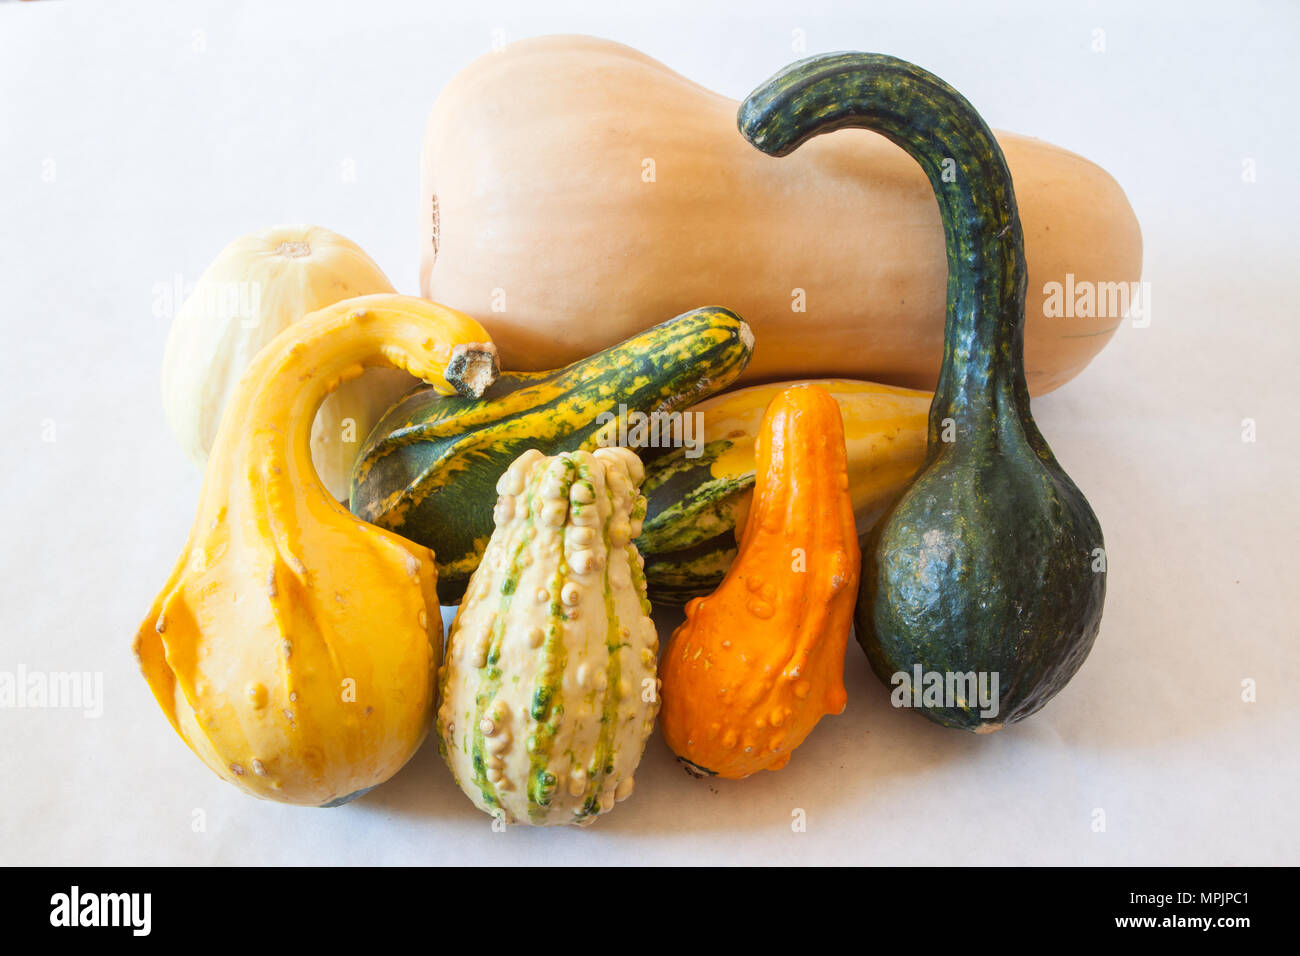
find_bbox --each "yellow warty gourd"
[134,294,499,806]
[160,224,416,500]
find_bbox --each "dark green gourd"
[738,54,1105,731]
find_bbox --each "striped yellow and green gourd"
[350,307,753,604]
[638,379,930,603]
[436,446,659,826]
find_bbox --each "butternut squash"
[419,35,1142,395]
[658,385,860,778]
[134,294,498,806]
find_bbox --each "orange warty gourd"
[658,384,861,779]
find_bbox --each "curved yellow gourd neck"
[203,293,497,518]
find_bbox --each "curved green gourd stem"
[738,53,1044,459]
[740,52,1106,731]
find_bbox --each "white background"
[1,0,1297,865]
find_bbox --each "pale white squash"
[160,225,415,499]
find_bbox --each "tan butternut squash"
[419,34,1142,395]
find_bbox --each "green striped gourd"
[436,446,660,826]
[350,306,753,604]
[638,378,930,603]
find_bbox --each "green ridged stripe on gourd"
[523,551,570,819]
[638,440,748,555]
[576,469,626,818]
[437,447,660,826]
[641,532,739,605]
[350,307,753,604]
[739,54,1106,731]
